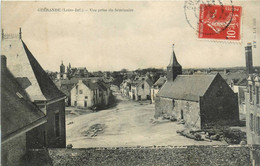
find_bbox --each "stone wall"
[245,92,260,144]
[1,134,27,166]
[154,97,174,118]
[47,145,253,166]
[174,100,201,129]
[154,97,200,129]
[46,100,66,148]
[200,75,239,128]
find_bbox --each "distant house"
[245,74,260,144]
[56,77,107,106]
[151,76,167,103]
[2,29,66,148]
[97,80,111,106]
[71,79,111,108]
[120,79,132,98]
[130,76,153,101]
[1,55,47,166]
[71,80,99,108]
[155,45,239,130]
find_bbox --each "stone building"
[71,79,111,108]
[130,76,153,101]
[151,76,167,103]
[1,29,66,148]
[245,74,260,144]
[1,55,47,166]
[55,77,107,106]
[155,45,239,129]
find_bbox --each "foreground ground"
[66,87,226,148]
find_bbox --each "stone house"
[55,77,105,106]
[245,74,260,144]
[71,80,99,108]
[130,76,153,101]
[151,76,167,103]
[2,29,66,148]
[155,45,239,130]
[71,79,111,108]
[97,80,111,106]
[1,55,47,166]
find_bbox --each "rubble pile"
[177,130,203,141]
[84,124,105,138]
[177,127,247,144]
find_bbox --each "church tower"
[167,44,182,81]
[60,61,65,74]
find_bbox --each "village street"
[66,87,227,148]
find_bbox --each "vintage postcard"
[1,0,260,165]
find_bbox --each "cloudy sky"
[1,1,260,72]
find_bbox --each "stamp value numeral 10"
[226,24,236,39]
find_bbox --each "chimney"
[245,43,253,74]
[1,55,7,70]
[2,29,4,40]
[19,27,22,40]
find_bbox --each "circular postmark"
[184,0,234,36]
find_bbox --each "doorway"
[181,110,184,119]
[84,100,87,107]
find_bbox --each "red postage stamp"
[198,4,242,40]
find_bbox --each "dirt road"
[66,89,226,148]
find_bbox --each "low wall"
[47,145,256,166]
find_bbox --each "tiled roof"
[2,39,65,101]
[82,80,99,90]
[157,74,217,102]
[153,77,167,87]
[1,64,46,140]
[132,77,153,87]
[219,71,247,86]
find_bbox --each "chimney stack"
[2,29,4,40]
[19,27,22,40]
[1,55,7,70]
[245,43,253,74]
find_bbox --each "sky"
[1,1,260,72]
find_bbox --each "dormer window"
[16,92,23,98]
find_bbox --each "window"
[55,113,60,137]
[250,114,254,131]
[76,85,78,94]
[85,96,88,99]
[16,92,23,98]
[258,117,260,135]
[142,84,144,89]
[79,90,83,94]
[256,86,259,104]
[249,85,253,102]
[43,131,46,147]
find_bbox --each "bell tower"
[167,44,182,81]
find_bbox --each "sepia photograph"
[1,0,260,165]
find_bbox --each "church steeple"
[167,44,182,81]
[60,61,65,74]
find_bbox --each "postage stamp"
[198,4,242,40]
